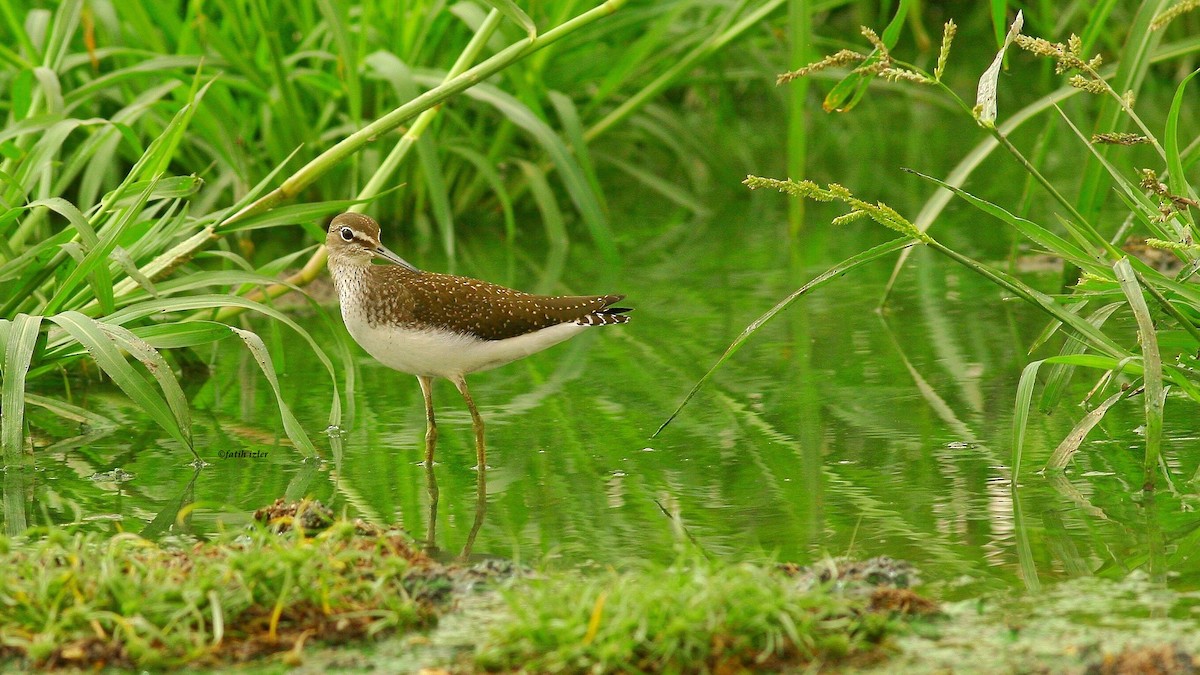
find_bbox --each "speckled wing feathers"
[363,266,630,340]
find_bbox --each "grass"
[474,557,923,673]
[0,506,938,672]
[658,4,1200,491]
[0,0,793,477]
[0,516,436,670]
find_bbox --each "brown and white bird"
[325,212,630,468]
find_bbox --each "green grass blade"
[1039,302,1123,413]
[1010,360,1043,480]
[228,327,318,458]
[654,236,917,437]
[1164,68,1200,231]
[110,225,216,298]
[445,77,616,263]
[1114,257,1164,489]
[130,322,234,350]
[989,0,1007,46]
[1054,106,1167,237]
[515,160,567,250]
[24,392,115,429]
[822,0,910,112]
[213,199,370,234]
[1,314,42,462]
[929,241,1128,358]
[602,155,703,214]
[98,322,192,450]
[106,294,342,430]
[1045,388,1126,471]
[416,133,457,261]
[444,144,516,238]
[482,0,537,38]
[1074,0,1170,223]
[548,91,606,216]
[905,169,1100,272]
[43,176,159,315]
[315,0,363,124]
[47,311,192,454]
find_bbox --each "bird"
[325,212,630,468]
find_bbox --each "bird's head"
[326,213,419,271]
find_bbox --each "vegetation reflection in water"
[11,201,1200,602]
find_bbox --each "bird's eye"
[339,227,354,242]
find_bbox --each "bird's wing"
[405,273,625,340]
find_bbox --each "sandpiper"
[325,213,630,467]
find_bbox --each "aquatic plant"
[0,519,434,669]
[0,0,784,473]
[474,557,918,672]
[662,3,1200,490]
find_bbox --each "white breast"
[343,312,587,378]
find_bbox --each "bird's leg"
[451,374,487,470]
[423,461,440,556]
[461,467,487,560]
[418,375,437,465]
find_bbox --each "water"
[7,194,1200,602]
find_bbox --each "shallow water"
[8,195,1200,602]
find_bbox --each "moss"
[0,519,440,670]
[473,559,933,673]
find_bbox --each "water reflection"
[422,465,489,561]
[5,214,1200,600]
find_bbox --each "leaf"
[24,392,115,428]
[481,0,537,39]
[103,294,342,430]
[416,133,456,260]
[1164,68,1200,215]
[229,327,318,457]
[654,237,917,437]
[823,0,911,112]
[129,321,234,349]
[1010,359,1042,480]
[905,169,1100,272]
[1045,389,1126,470]
[47,311,193,454]
[1,314,43,462]
[98,322,192,449]
[430,75,617,263]
[1114,257,1165,486]
[975,10,1023,126]
[1039,302,1122,412]
[444,143,515,238]
[43,176,159,315]
[214,198,370,234]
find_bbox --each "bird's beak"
[373,243,421,273]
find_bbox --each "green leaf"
[1010,360,1042,479]
[822,0,910,113]
[215,199,369,234]
[47,311,193,455]
[1038,302,1122,413]
[481,0,537,39]
[905,169,1100,273]
[1045,389,1126,471]
[444,144,515,239]
[416,133,456,260]
[43,176,159,315]
[1114,257,1165,487]
[435,75,616,263]
[129,321,234,349]
[229,327,318,457]
[655,237,917,437]
[98,322,192,450]
[1,314,42,462]
[1164,68,1200,223]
